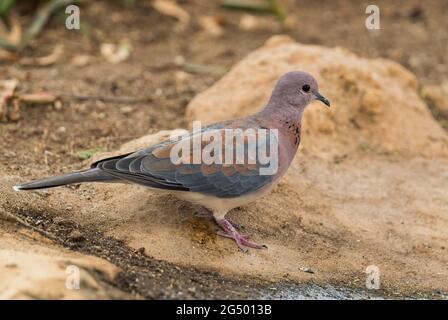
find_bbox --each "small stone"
[174,71,189,85]
[174,55,185,66]
[155,88,163,97]
[54,100,63,110]
[239,14,259,31]
[4,150,16,158]
[53,216,66,224]
[198,15,224,36]
[71,55,91,67]
[68,230,84,242]
[136,247,145,254]
[56,126,66,134]
[120,106,133,115]
[299,267,315,274]
[5,263,17,269]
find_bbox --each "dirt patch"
[1,198,393,299]
[6,206,261,299]
[0,212,126,299]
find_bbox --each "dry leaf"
[152,0,190,25]
[239,14,259,30]
[198,16,224,36]
[9,98,21,121]
[20,92,58,104]
[174,70,190,86]
[6,14,22,46]
[0,13,22,45]
[20,45,64,66]
[239,13,282,31]
[0,49,18,63]
[0,79,19,121]
[100,42,132,64]
[71,54,91,67]
[0,80,59,121]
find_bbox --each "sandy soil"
[1,1,448,299]
[0,209,125,299]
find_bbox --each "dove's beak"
[315,92,330,107]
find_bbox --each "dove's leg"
[214,215,267,251]
[196,206,243,230]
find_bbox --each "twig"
[60,93,153,104]
[183,62,228,76]
[1,209,59,242]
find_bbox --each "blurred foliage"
[221,0,286,21]
[0,0,16,18]
[0,0,80,52]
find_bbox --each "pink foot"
[216,218,267,252]
[196,207,243,230]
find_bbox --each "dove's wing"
[92,127,276,198]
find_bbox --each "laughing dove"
[14,71,330,251]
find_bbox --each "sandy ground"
[0,211,125,299]
[1,1,448,299]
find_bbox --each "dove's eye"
[302,84,310,92]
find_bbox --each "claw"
[216,218,267,251]
[196,207,266,250]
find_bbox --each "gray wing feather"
[94,127,275,198]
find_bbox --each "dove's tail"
[13,168,115,191]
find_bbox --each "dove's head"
[269,71,330,109]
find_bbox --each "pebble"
[4,150,17,158]
[68,230,84,242]
[52,216,66,224]
[136,247,145,254]
[56,126,66,134]
[299,267,315,274]
[54,100,63,110]
[120,106,133,115]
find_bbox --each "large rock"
[187,35,448,158]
